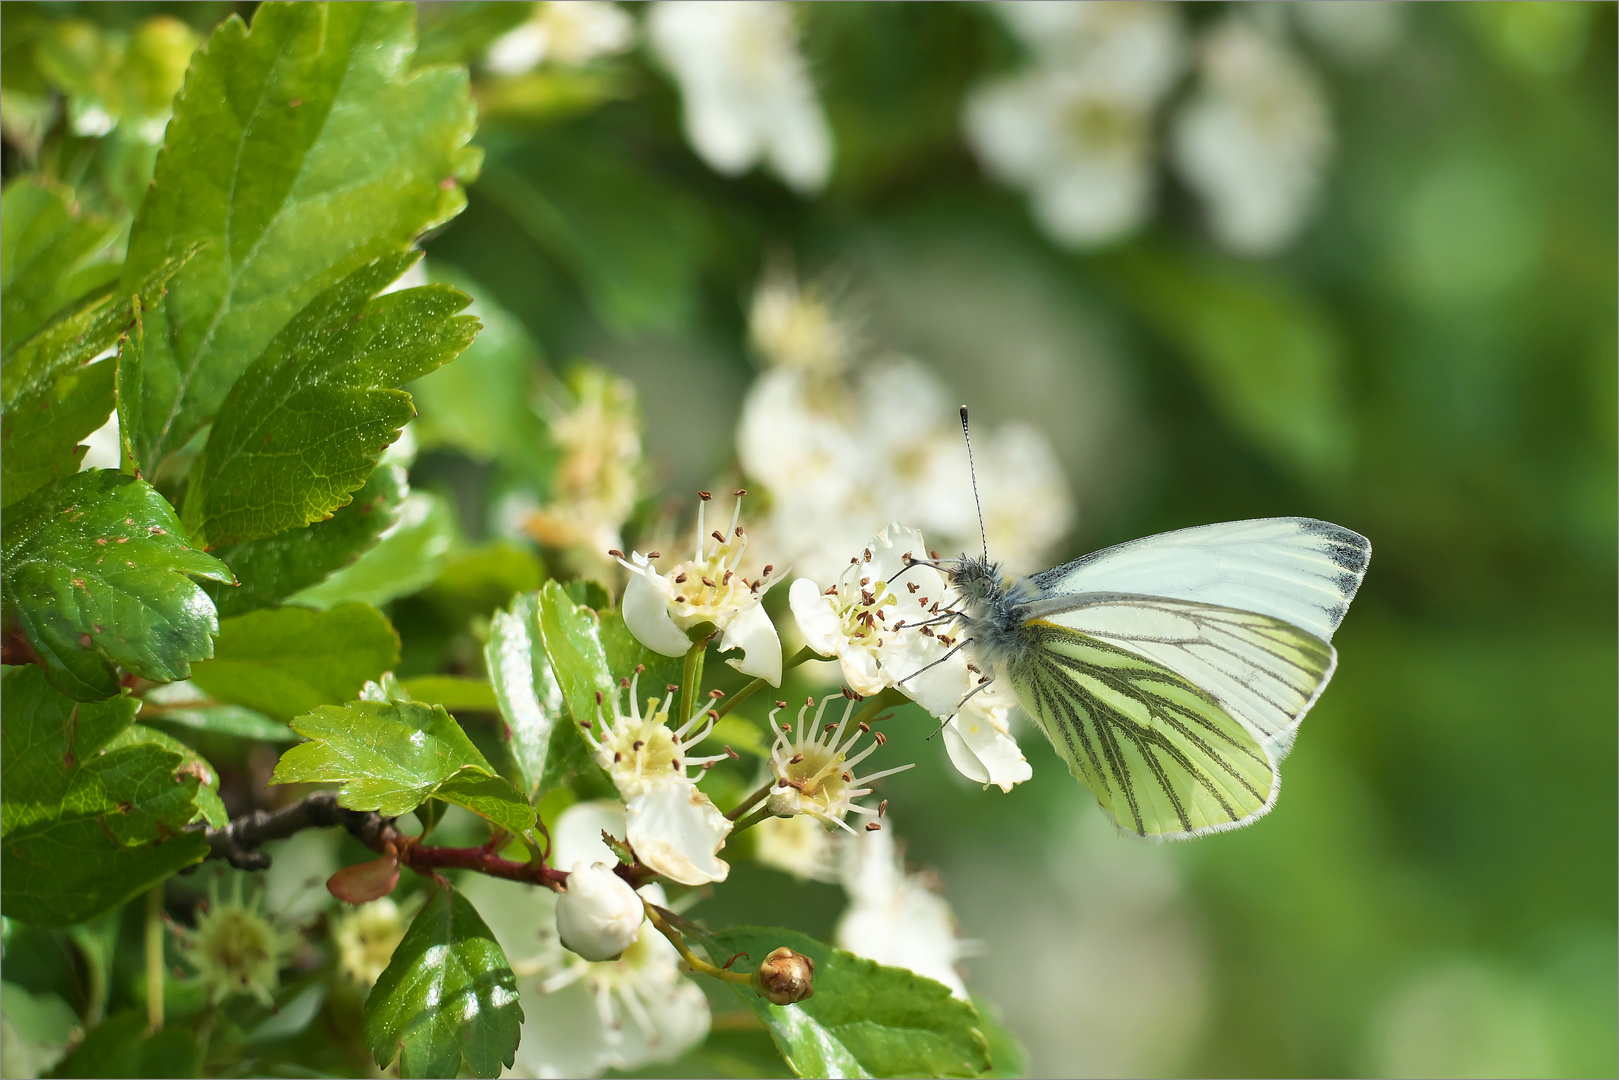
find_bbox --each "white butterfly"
[923,410,1370,838]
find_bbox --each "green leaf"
[707,927,993,1080]
[424,539,546,625]
[45,1009,203,1079]
[189,602,399,721]
[0,354,114,507]
[364,885,522,1079]
[181,253,479,547]
[1104,245,1353,482]
[0,176,117,355]
[402,675,499,713]
[485,590,591,802]
[1,470,233,701]
[205,463,406,618]
[117,0,481,476]
[414,1,534,68]
[409,263,555,487]
[0,666,209,926]
[32,17,198,145]
[288,489,458,610]
[271,697,535,834]
[970,995,1026,1079]
[600,606,685,691]
[141,701,298,743]
[535,580,616,729]
[102,723,228,828]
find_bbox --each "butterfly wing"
[1028,517,1370,642]
[1007,614,1284,838]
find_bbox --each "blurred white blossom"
[765,695,913,831]
[1170,20,1334,255]
[836,823,973,999]
[617,492,784,684]
[519,368,642,577]
[966,2,1185,248]
[648,1,833,194]
[332,896,413,987]
[750,264,853,375]
[1291,1,1406,66]
[461,870,709,1079]
[485,1,634,74]
[753,813,840,882]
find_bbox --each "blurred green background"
[4,1,1615,1076]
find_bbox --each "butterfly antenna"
[961,406,988,563]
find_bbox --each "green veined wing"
[1006,599,1337,838]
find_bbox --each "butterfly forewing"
[1026,596,1338,762]
[1010,619,1277,838]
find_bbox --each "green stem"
[144,885,164,1032]
[714,647,817,721]
[644,902,753,986]
[730,805,775,835]
[679,640,707,723]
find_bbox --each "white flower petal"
[623,559,692,657]
[626,782,733,886]
[837,643,889,698]
[836,825,969,999]
[718,599,783,686]
[789,577,843,655]
[556,861,643,962]
[552,801,629,869]
[944,711,1032,793]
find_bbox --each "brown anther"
[709,689,725,699]
[879,799,888,816]
[863,548,872,561]
[635,663,646,673]
[647,551,661,559]
[723,570,733,584]
[922,626,935,637]
[789,753,804,765]
[775,701,788,709]
[806,696,815,708]
[734,526,744,537]
[850,557,859,565]
[702,760,716,770]
[919,597,929,606]
[709,709,720,720]
[841,771,851,782]
[858,722,871,733]
[702,577,716,588]
[907,582,919,593]
[614,751,623,762]
[824,722,838,732]
[675,595,686,603]
[608,548,624,558]
[762,564,774,576]
[669,683,681,692]
[725,745,740,760]
[675,572,688,583]
[783,722,794,733]
[711,530,725,543]
[930,550,940,559]
[699,491,712,500]
[873,731,887,746]
[860,577,870,587]
[672,759,682,770]
[620,676,631,688]
[595,690,603,705]
[734,488,748,496]
[865,822,882,832]
[579,719,592,729]
[632,740,645,751]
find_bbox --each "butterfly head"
[946,553,1004,615]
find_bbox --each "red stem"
[398,839,569,888]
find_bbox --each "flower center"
[602,712,683,780]
[667,548,754,629]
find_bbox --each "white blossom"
[556,861,644,962]
[966,2,1185,248]
[1291,1,1406,66]
[460,872,709,1079]
[332,897,413,987]
[647,1,833,194]
[485,1,634,75]
[789,522,948,696]
[1170,20,1334,255]
[940,678,1032,794]
[836,823,973,999]
[749,265,853,375]
[753,813,840,882]
[765,695,913,832]
[587,675,734,886]
[617,492,784,684]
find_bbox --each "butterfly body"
[944,517,1370,839]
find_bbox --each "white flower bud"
[556,861,643,961]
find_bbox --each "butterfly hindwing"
[1008,618,1277,838]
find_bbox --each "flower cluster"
[965,1,1381,256]
[789,523,1033,792]
[585,672,734,885]
[461,803,710,1079]
[738,276,1074,581]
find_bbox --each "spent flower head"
[176,876,300,1006]
[618,491,784,685]
[765,695,914,831]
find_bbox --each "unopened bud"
[756,946,815,1005]
[556,862,642,961]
